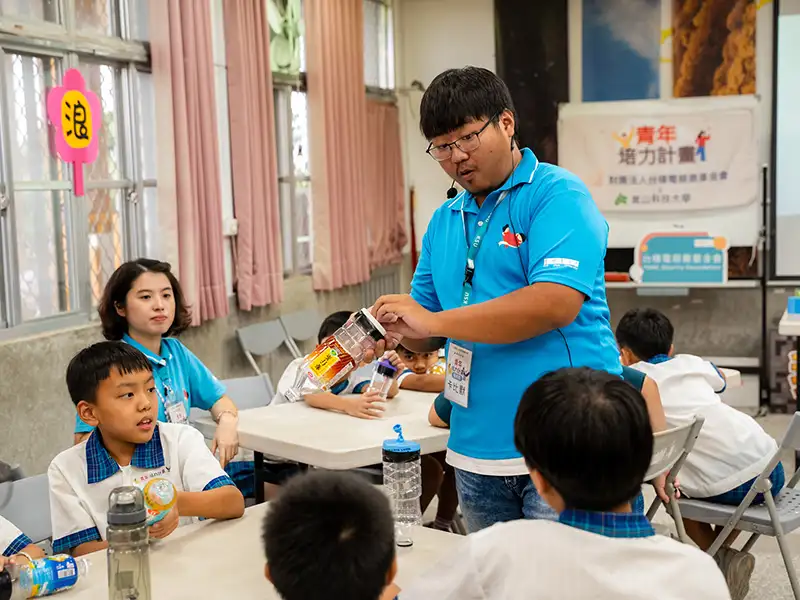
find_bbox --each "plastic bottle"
[10,555,90,598]
[367,358,398,400]
[382,424,422,547]
[106,486,151,600]
[140,478,176,526]
[286,308,386,402]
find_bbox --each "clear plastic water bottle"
[382,424,422,547]
[368,358,398,400]
[107,486,151,600]
[286,308,386,402]
[14,555,90,598]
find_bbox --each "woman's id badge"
[445,342,472,408]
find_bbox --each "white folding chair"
[189,374,275,425]
[678,412,800,599]
[279,309,323,359]
[644,416,705,543]
[0,474,52,546]
[236,320,295,376]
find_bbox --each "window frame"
[364,0,395,92]
[0,0,152,339]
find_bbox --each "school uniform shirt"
[411,148,621,476]
[74,335,226,434]
[0,515,32,557]
[631,354,778,498]
[49,423,235,554]
[399,510,729,600]
[272,358,372,405]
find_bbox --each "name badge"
[166,401,188,425]
[445,342,472,408]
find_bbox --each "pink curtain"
[157,0,228,324]
[365,100,407,268]
[306,0,371,290]
[223,0,284,310]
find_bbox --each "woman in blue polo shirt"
[74,259,240,468]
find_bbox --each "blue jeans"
[454,468,558,532]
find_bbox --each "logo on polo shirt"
[498,225,526,248]
[543,257,580,270]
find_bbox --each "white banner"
[558,106,758,212]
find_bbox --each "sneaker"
[715,547,756,600]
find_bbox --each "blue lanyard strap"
[461,191,508,306]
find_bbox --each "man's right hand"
[343,391,386,420]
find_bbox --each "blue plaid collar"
[85,426,166,484]
[647,354,671,365]
[123,334,171,368]
[559,509,655,539]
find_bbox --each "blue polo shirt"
[411,148,621,463]
[75,335,227,434]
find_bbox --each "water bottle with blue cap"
[383,424,422,547]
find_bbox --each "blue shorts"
[704,463,786,506]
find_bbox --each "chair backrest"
[279,310,323,358]
[0,474,52,544]
[189,374,275,426]
[236,320,292,375]
[779,411,800,451]
[645,416,705,481]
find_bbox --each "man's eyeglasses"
[426,114,500,162]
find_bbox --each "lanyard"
[461,190,509,306]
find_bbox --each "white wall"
[395,0,496,250]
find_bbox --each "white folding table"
[63,503,460,599]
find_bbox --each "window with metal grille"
[0,0,154,336]
[364,0,394,91]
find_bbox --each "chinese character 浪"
[637,126,655,145]
[657,125,677,144]
[65,99,89,141]
[639,148,656,166]
[678,146,695,164]
[619,148,637,165]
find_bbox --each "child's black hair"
[615,308,674,362]
[263,471,395,600]
[66,341,153,406]
[514,367,652,512]
[419,66,517,142]
[317,311,353,343]
[99,258,192,340]
[398,337,447,354]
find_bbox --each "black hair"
[66,341,153,406]
[99,258,192,341]
[398,337,447,354]
[514,367,653,512]
[317,311,353,343]
[419,66,517,141]
[615,308,674,362]
[263,471,395,600]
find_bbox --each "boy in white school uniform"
[48,342,244,557]
[274,311,403,419]
[0,516,44,564]
[617,308,783,599]
[393,368,730,600]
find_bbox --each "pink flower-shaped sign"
[46,69,101,197]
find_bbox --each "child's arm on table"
[177,486,244,520]
[305,390,386,419]
[73,540,107,556]
[401,373,446,393]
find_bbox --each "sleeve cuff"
[352,381,370,394]
[3,533,33,557]
[203,475,236,492]
[52,527,101,554]
[710,363,727,393]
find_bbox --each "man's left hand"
[373,294,439,340]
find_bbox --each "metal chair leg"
[764,493,800,600]
[666,486,689,544]
[740,532,761,554]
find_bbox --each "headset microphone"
[446,180,457,199]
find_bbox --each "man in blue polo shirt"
[374,67,622,532]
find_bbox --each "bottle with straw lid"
[382,424,422,547]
